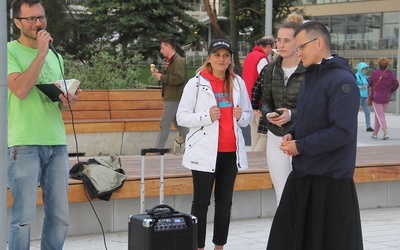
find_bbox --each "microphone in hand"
[37,27,58,57]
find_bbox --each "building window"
[347,14,363,49]
[297,0,365,5]
[365,13,381,50]
[330,15,346,50]
[381,12,399,49]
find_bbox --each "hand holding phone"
[266,112,280,118]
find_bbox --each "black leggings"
[191,152,238,248]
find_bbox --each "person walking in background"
[151,37,189,149]
[7,0,80,248]
[368,57,399,140]
[176,39,253,250]
[356,62,373,132]
[242,35,275,151]
[260,12,305,205]
[267,21,363,250]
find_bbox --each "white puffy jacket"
[176,73,253,173]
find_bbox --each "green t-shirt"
[8,40,66,147]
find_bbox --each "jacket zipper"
[187,126,204,141]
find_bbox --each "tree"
[230,0,302,42]
[229,0,240,71]
[41,0,80,55]
[202,0,305,41]
[80,0,203,61]
[203,0,224,38]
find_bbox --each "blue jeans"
[7,145,69,250]
[360,97,371,128]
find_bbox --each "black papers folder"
[36,84,64,102]
[36,79,80,102]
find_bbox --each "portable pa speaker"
[128,205,197,250]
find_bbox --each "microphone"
[37,27,58,57]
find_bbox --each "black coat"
[287,55,360,179]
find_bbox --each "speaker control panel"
[153,217,188,231]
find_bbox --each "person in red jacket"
[242,35,275,151]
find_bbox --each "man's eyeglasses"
[16,15,47,24]
[295,37,318,53]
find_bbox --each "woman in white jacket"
[177,39,253,250]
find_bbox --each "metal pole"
[1,0,9,248]
[9,8,13,37]
[265,0,273,35]
[396,16,400,115]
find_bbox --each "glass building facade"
[312,12,398,51]
[294,0,399,52]
[294,0,399,105]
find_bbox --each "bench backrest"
[62,89,164,121]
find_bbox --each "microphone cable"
[51,43,109,250]
[83,183,109,250]
[37,27,81,163]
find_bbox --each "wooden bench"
[63,89,165,134]
[6,146,400,208]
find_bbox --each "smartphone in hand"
[267,112,280,118]
[275,110,283,116]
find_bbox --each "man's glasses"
[16,15,47,24]
[295,37,318,53]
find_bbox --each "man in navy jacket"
[267,21,363,250]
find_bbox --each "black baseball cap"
[208,39,233,55]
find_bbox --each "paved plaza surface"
[356,112,400,147]
[30,206,400,250]
[30,111,400,249]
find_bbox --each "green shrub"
[64,45,201,89]
[147,74,159,87]
[64,45,145,89]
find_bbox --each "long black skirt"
[267,171,363,250]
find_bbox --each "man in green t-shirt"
[7,0,80,249]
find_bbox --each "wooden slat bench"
[63,89,165,134]
[6,146,400,208]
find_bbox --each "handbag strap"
[370,69,386,93]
